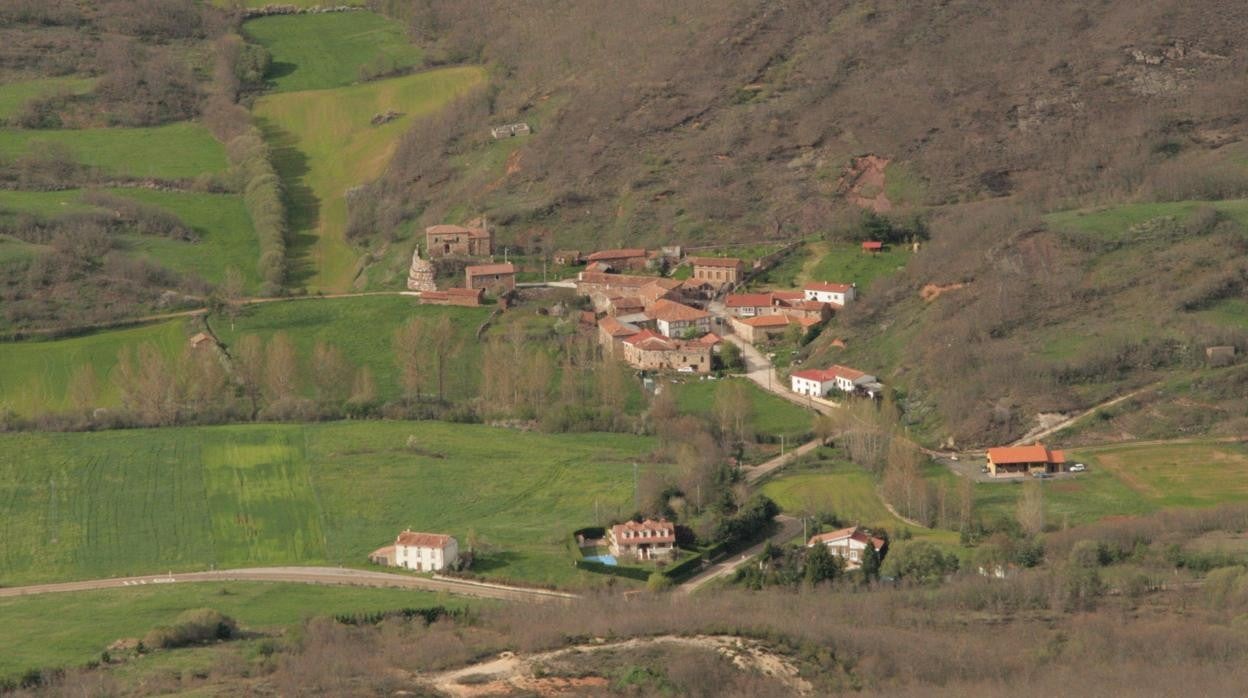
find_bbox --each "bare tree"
[394,318,426,401]
[310,341,351,407]
[232,334,265,420]
[348,366,378,407]
[67,363,98,414]
[264,332,300,403]
[1017,479,1045,536]
[712,380,753,452]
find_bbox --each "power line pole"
[633,462,639,511]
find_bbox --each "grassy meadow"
[807,243,911,293]
[672,378,813,442]
[0,123,229,180]
[0,76,96,121]
[0,582,465,678]
[0,319,188,417]
[1046,198,1248,242]
[212,295,488,403]
[0,421,659,588]
[0,188,263,290]
[254,66,486,291]
[244,11,423,93]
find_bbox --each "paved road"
[678,515,802,594]
[0,567,579,604]
[745,439,823,484]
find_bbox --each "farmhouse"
[807,526,885,569]
[804,281,856,305]
[586,248,649,271]
[731,314,820,344]
[725,291,836,322]
[689,256,745,287]
[465,263,516,292]
[426,221,493,258]
[725,293,776,318]
[790,364,881,398]
[646,298,711,338]
[620,330,712,373]
[369,530,459,572]
[420,287,484,307]
[608,518,677,561]
[985,444,1066,477]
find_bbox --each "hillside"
[338,0,1248,444]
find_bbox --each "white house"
[804,282,855,306]
[807,526,885,569]
[790,365,881,398]
[790,368,838,397]
[371,530,459,572]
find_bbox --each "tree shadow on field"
[254,117,319,291]
[467,551,524,574]
[267,61,298,83]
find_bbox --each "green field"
[1046,199,1248,241]
[0,582,464,678]
[672,378,813,442]
[254,66,486,291]
[0,234,45,264]
[0,123,229,180]
[807,243,911,293]
[761,456,958,544]
[0,319,187,417]
[0,188,262,290]
[213,295,487,403]
[245,12,423,93]
[0,421,658,588]
[0,76,96,121]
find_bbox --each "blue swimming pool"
[582,554,618,565]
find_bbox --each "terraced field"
[0,76,95,121]
[0,421,659,588]
[0,122,229,180]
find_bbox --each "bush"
[141,608,237,650]
[881,541,958,585]
[227,128,286,290]
[647,571,674,592]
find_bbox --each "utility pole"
[781,434,786,456]
[633,462,639,511]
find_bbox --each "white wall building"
[807,526,885,569]
[803,282,855,306]
[391,530,459,572]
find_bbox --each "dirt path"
[794,239,830,286]
[0,566,578,604]
[1012,383,1160,445]
[745,440,823,484]
[424,633,813,696]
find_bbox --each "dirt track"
[0,566,579,604]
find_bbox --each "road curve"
[678,515,802,594]
[0,566,579,604]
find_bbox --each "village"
[366,218,1076,582]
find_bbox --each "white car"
[1069,463,1087,473]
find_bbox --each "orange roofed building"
[689,256,744,287]
[608,519,677,561]
[985,444,1066,477]
[807,526,885,569]
[369,530,459,572]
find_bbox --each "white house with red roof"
[790,364,880,398]
[608,519,677,561]
[807,526,885,569]
[804,281,855,306]
[370,530,459,572]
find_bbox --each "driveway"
[678,515,802,594]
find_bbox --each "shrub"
[142,609,237,650]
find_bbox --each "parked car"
[1069,463,1087,472]
[1031,471,1051,479]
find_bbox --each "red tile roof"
[791,364,869,383]
[599,316,641,338]
[726,293,774,308]
[623,329,676,351]
[396,531,455,549]
[862,241,884,250]
[647,299,710,323]
[610,519,676,544]
[740,314,791,328]
[986,444,1065,465]
[577,272,679,290]
[805,281,853,293]
[688,256,743,268]
[770,290,805,302]
[465,263,515,276]
[446,287,483,297]
[696,332,723,346]
[587,248,647,261]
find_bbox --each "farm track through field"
[0,567,579,604]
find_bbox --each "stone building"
[407,246,437,292]
[426,220,493,258]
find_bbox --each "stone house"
[620,330,712,374]
[575,272,680,311]
[689,256,745,287]
[597,316,641,354]
[426,222,493,258]
[465,263,516,292]
[731,314,820,344]
[646,298,711,338]
[608,519,677,561]
[586,248,649,271]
